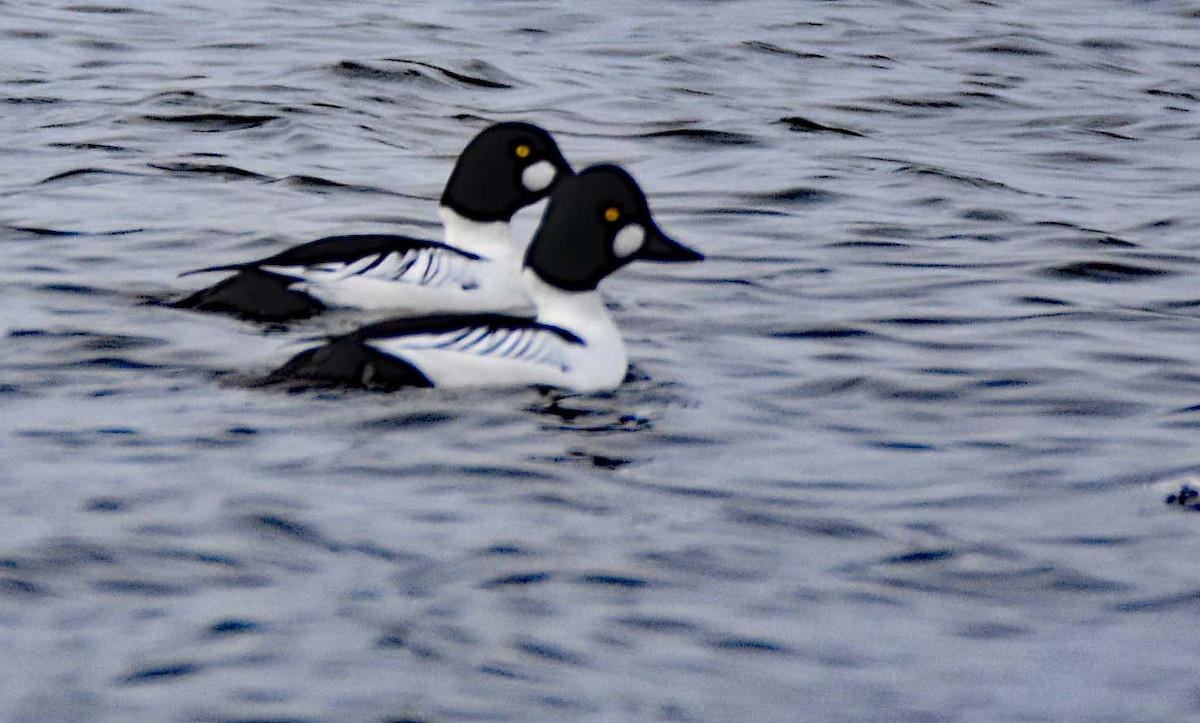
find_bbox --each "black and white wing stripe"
[265,245,480,290]
[359,315,584,371]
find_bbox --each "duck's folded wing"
[361,314,583,370]
[181,234,480,276]
[265,315,584,390]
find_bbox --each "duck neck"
[438,205,518,261]
[524,270,620,342]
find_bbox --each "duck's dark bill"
[639,225,704,263]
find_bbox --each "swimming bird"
[265,164,703,392]
[174,121,572,322]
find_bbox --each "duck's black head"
[440,121,573,223]
[525,164,703,292]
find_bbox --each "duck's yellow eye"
[604,206,621,223]
[515,144,531,159]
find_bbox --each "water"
[3,1,1200,720]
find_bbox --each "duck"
[174,121,572,322]
[264,164,703,392]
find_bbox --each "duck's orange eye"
[515,143,531,159]
[603,206,621,223]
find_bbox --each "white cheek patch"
[521,160,556,193]
[612,224,645,258]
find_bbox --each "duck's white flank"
[365,271,627,392]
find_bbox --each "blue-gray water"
[3,1,1200,721]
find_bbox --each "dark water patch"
[480,544,527,556]
[528,399,653,433]
[94,579,192,596]
[614,615,700,633]
[971,377,1030,389]
[775,115,864,137]
[514,638,586,666]
[1043,536,1137,547]
[960,207,1013,222]
[708,637,791,654]
[918,367,972,377]
[525,492,614,515]
[48,141,130,152]
[965,38,1053,57]
[5,30,53,40]
[2,96,60,105]
[375,625,411,649]
[1090,128,1137,141]
[74,39,132,52]
[987,395,1144,418]
[382,58,515,89]
[737,186,839,206]
[76,333,167,351]
[119,662,203,685]
[771,326,873,340]
[210,718,316,723]
[194,41,265,51]
[150,162,272,181]
[893,163,1019,192]
[885,549,957,565]
[1111,589,1200,613]
[638,128,761,146]
[867,440,937,451]
[727,508,880,539]
[85,497,124,513]
[480,571,552,589]
[576,573,648,589]
[208,618,262,636]
[823,239,908,249]
[249,513,326,546]
[140,113,278,131]
[332,60,426,83]
[1047,234,1138,249]
[277,174,398,196]
[1050,571,1130,593]
[0,577,47,597]
[3,225,83,237]
[66,5,152,14]
[868,315,989,326]
[955,622,1030,640]
[1146,87,1199,103]
[460,465,559,481]
[38,282,104,296]
[1031,150,1126,166]
[863,563,1126,600]
[73,356,163,370]
[1044,260,1172,282]
[700,207,789,217]
[883,96,963,110]
[742,40,824,60]
[39,168,142,183]
[1086,349,1183,365]
[779,376,868,397]
[566,450,631,469]
[638,549,758,581]
[359,411,457,429]
[478,663,538,680]
[153,548,243,568]
[1017,295,1070,306]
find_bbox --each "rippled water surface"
[4,1,1200,720]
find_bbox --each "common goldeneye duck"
[265,164,703,392]
[174,121,572,322]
